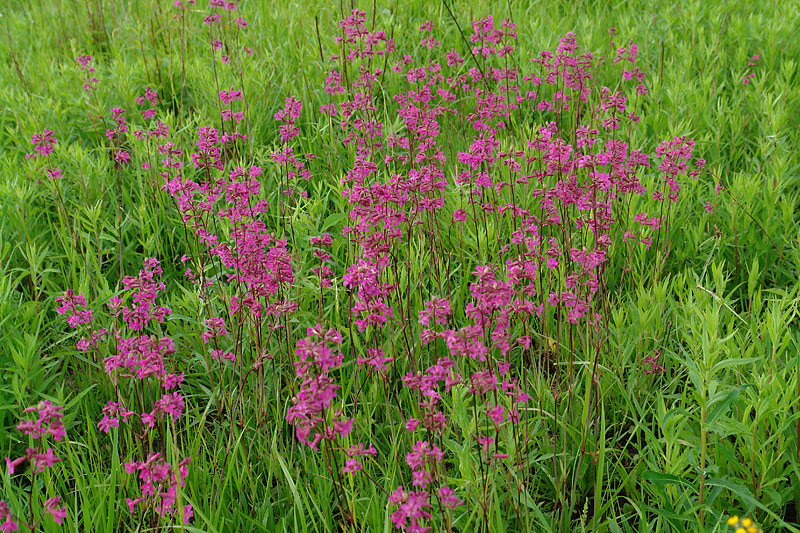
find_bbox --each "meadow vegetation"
[1,0,799,531]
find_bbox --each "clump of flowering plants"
[56,259,193,526]
[280,11,706,529]
[3,401,67,531]
[11,2,789,532]
[159,9,706,530]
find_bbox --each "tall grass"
[0,1,798,532]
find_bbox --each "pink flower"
[114,150,131,165]
[31,448,61,473]
[97,416,120,433]
[437,486,463,509]
[44,497,67,524]
[17,400,66,441]
[210,350,236,362]
[125,453,191,518]
[0,501,18,532]
[342,459,363,474]
[645,349,666,375]
[163,373,185,390]
[418,298,451,327]
[388,486,431,531]
[357,348,394,374]
[487,404,505,425]
[446,50,464,66]
[154,392,185,421]
[347,443,377,459]
[29,129,57,159]
[202,317,228,342]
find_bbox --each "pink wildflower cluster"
[136,86,158,120]
[31,8,724,530]
[55,289,94,328]
[655,136,697,200]
[164,150,294,320]
[343,256,394,331]
[204,0,252,63]
[471,15,517,58]
[388,474,462,532]
[26,129,62,180]
[99,259,186,431]
[405,440,444,489]
[418,298,451,345]
[27,129,57,160]
[219,86,244,123]
[644,349,666,375]
[310,233,334,289]
[116,257,172,331]
[286,324,353,450]
[106,108,132,166]
[335,9,394,62]
[3,402,68,530]
[272,97,314,204]
[65,258,194,523]
[125,453,193,522]
[419,20,440,50]
[76,54,97,92]
[0,501,17,532]
[743,54,759,85]
[402,357,460,434]
[356,347,394,377]
[130,87,170,168]
[97,401,136,433]
[12,400,66,443]
[274,96,302,143]
[299,13,709,524]
[342,443,378,475]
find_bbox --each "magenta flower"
[202,317,228,342]
[0,501,18,532]
[18,400,66,441]
[487,404,505,425]
[388,486,431,532]
[43,497,67,524]
[645,349,666,375]
[356,348,394,375]
[342,459,363,475]
[29,129,57,159]
[125,453,191,519]
[31,448,62,473]
[437,486,463,509]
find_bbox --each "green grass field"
[1,0,799,531]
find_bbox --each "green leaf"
[706,478,800,532]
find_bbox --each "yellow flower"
[727,513,762,533]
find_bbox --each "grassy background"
[0,0,798,531]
